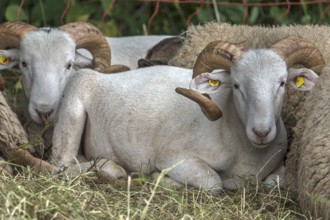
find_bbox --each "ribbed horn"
[177,41,245,121]
[60,22,129,73]
[270,36,325,75]
[0,21,37,49]
[193,41,245,78]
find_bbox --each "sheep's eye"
[233,84,239,89]
[21,61,27,67]
[280,81,285,87]
[66,63,72,70]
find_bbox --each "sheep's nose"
[253,127,271,138]
[36,109,54,120]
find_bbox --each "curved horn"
[270,36,325,75]
[177,41,245,121]
[60,22,128,73]
[175,87,222,121]
[0,21,37,49]
[193,41,245,78]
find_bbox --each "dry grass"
[0,165,308,220]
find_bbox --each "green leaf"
[248,6,259,24]
[5,4,28,21]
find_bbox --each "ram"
[169,22,328,142]
[0,21,130,148]
[50,36,322,193]
[285,63,330,219]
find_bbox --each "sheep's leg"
[50,97,86,167]
[156,152,223,194]
[60,159,127,180]
[0,141,59,174]
[263,165,286,187]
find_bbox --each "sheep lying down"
[50,36,322,193]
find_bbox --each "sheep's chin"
[29,110,55,125]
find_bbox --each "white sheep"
[0,21,175,148]
[0,21,128,125]
[50,36,322,193]
[285,63,330,219]
[169,22,328,143]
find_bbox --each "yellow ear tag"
[295,76,304,88]
[0,56,9,65]
[208,79,220,87]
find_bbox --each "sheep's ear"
[73,51,92,69]
[0,49,19,70]
[288,68,319,91]
[189,69,230,94]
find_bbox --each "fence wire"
[13,0,330,34]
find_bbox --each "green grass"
[0,166,308,220]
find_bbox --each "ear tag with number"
[0,56,9,65]
[295,76,304,88]
[208,79,220,87]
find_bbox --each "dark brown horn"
[60,22,129,73]
[270,36,325,75]
[177,41,245,121]
[0,21,37,49]
[176,87,222,121]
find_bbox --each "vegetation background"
[0,0,329,219]
[0,0,330,36]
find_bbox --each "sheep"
[49,36,323,193]
[0,91,58,174]
[87,35,176,70]
[0,21,128,124]
[137,36,183,67]
[0,21,132,151]
[285,62,330,219]
[0,22,175,146]
[168,22,329,144]
[0,87,119,175]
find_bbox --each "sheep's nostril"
[253,128,271,138]
[36,109,54,120]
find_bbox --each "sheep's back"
[286,63,330,219]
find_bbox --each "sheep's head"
[0,21,128,124]
[176,36,324,147]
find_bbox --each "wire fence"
[6,0,330,35]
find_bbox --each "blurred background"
[0,0,329,36]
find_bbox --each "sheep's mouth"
[250,140,271,148]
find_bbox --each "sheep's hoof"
[97,159,127,180]
[151,172,183,189]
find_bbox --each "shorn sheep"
[169,22,327,141]
[0,21,127,125]
[0,21,126,171]
[49,36,322,193]
[0,21,130,151]
[285,62,330,219]
[168,21,329,218]
[0,21,175,149]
